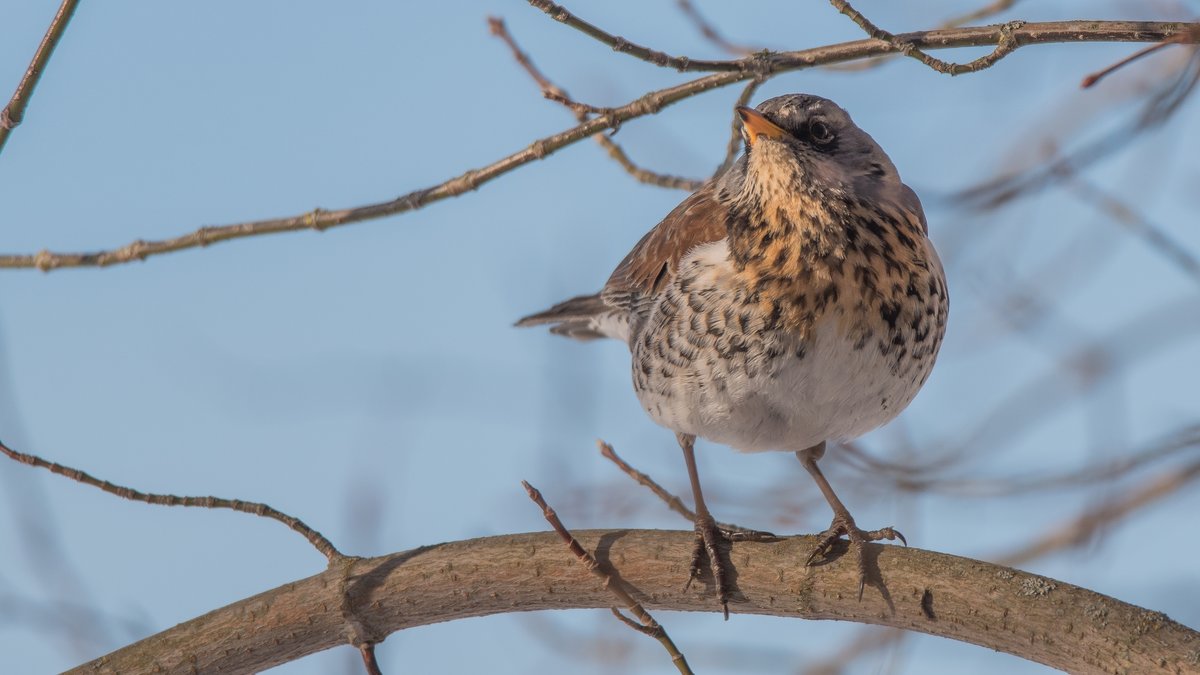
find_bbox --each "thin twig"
[846,424,1200,497]
[1081,27,1200,88]
[521,480,694,675]
[676,0,756,56]
[829,0,1025,76]
[0,0,83,156]
[999,459,1200,566]
[598,440,697,522]
[1063,174,1200,287]
[1082,41,1176,88]
[527,0,748,72]
[956,46,1200,210]
[488,16,702,191]
[0,439,342,563]
[2,21,1197,271]
[487,17,602,117]
[596,440,771,538]
[359,644,384,675]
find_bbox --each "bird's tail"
[514,293,624,341]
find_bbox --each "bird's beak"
[737,106,786,146]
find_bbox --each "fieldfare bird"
[518,94,948,617]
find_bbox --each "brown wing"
[601,182,728,315]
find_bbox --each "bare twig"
[0,439,342,563]
[844,424,1200,498]
[829,0,1025,76]
[598,440,697,522]
[526,0,748,72]
[521,481,694,675]
[1063,174,1200,286]
[487,16,603,117]
[597,440,774,538]
[1082,26,1200,88]
[676,0,757,56]
[359,644,383,675]
[999,458,1200,565]
[1082,41,1177,88]
[956,45,1200,210]
[2,21,1197,271]
[0,0,82,156]
[488,16,702,191]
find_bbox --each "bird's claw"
[805,513,905,596]
[687,514,732,620]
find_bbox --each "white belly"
[635,318,926,453]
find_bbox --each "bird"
[517,93,948,618]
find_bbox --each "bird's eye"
[807,120,835,145]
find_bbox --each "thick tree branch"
[0,0,82,156]
[1,20,1197,272]
[70,530,1200,674]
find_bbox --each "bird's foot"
[805,511,906,597]
[686,513,734,620]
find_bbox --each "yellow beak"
[736,106,787,146]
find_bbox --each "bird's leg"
[678,432,732,620]
[797,442,905,596]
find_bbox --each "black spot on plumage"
[854,264,878,291]
[772,245,791,269]
[816,284,839,311]
[844,223,860,245]
[767,301,783,329]
[863,217,887,239]
[879,300,901,330]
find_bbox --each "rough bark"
[71,530,1200,674]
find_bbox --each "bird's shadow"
[805,539,896,613]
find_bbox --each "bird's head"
[726,94,902,202]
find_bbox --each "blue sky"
[2,2,1198,673]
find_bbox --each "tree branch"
[524,481,693,674]
[0,0,82,156]
[1,20,1197,272]
[488,16,703,191]
[0,439,342,563]
[69,530,1200,674]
